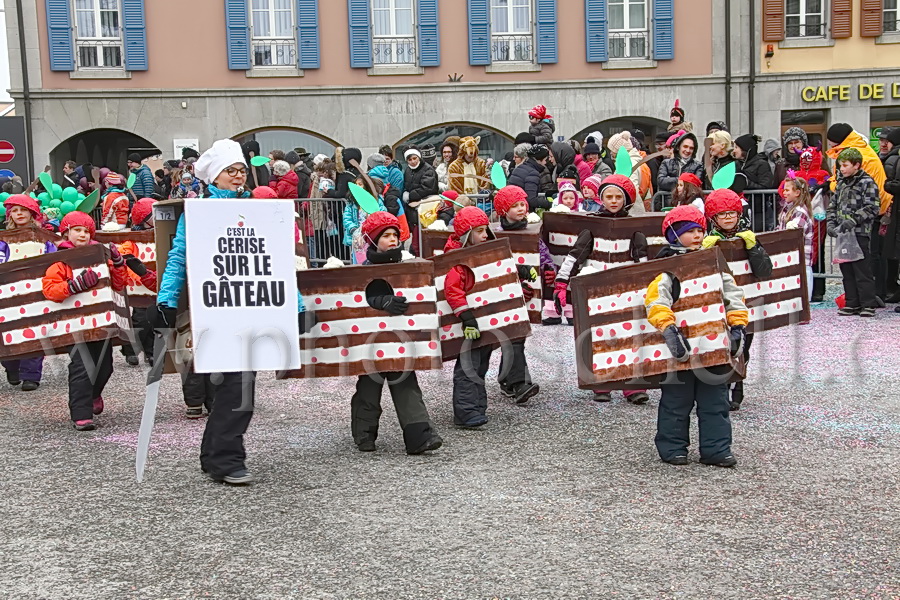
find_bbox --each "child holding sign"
[42,212,128,430]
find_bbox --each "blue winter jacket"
[131,164,156,199]
[157,185,305,311]
[342,196,387,246]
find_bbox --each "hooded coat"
[880,144,900,259]
[657,132,705,192]
[448,137,487,195]
[826,130,890,215]
[739,146,775,190]
[507,158,552,211]
[549,142,576,184]
[368,165,402,216]
[241,141,270,190]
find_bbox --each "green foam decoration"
[126,172,136,189]
[51,183,63,200]
[0,206,5,217]
[0,192,9,202]
[490,161,507,189]
[348,182,382,215]
[38,172,53,194]
[78,189,101,213]
[49,199,62,209]
[250,155,269,167]
[711,161,737,190]
[615,148,632,176]
[59,201,76,216]
[37,192,51,204]
[61,187,79,203]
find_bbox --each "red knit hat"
[361,211,400,245]
[440,190,459,204]
[663,205,706,243]
[493,185,528,217]
[528,104,551,120]
[581,175,602,196]
[598,174,636,206]
[453,206,492,246]
[678,172,703,188]
[4,194,41,218]
[131,198,155,228]
[704,189,743,220]
[103,172,124,188]
[251,186,278,199]
[60,211,96,237]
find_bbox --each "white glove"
[786,219,800,230]
[403,191,410,202]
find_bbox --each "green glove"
[701,235,719,249]
[735,230,757,249]
[464,326,481,340]
[529,267,538,282]
[460,309,480,340]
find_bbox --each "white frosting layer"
[438,307,530,341]
[748,297,805,322]
[590,304,726,342]
[303,313,440,339]
[591,332,730,370]
[727,251,799,276]
[586,274,723,316]
[305,285,436,312]
[301,340,440,365]
[742,274,803,300]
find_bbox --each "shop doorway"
[871,105,900,152]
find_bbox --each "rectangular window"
[608,0,648,59]
[785,0,826,37]
[251,0,295,67]
[372,0,416,65]
[73,0,123,68]
[490,0,533,62]
[886,0,899,32]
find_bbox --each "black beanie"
[827,123,853,145]
[583,142,601,155]
[706,121,728,135]
[888,128,900,146]
[128,152,142,163]
[515,132,536,145]
[182,147,200,160]
[734,134,759,153]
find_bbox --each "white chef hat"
[194,139,246,185]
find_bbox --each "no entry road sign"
[0,141,15,164]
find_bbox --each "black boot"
[403,422,442,455]
[730,381,744,411]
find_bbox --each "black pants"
[350,371,436,451]
[497,339,531,387]
[731,332,754,405]
[452,345,493,425]
[200,371,255,478]
[839,234,877,309]
[121,308,153,359]
[182,365,216,409]
[68,340,114,421]
[656,370,732,462]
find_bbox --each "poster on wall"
[173,138,200,160]
[185,198,300,373]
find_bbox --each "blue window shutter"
[225,0,251,70]
[584,0,608,63]
[652,0,674,60]
[467,0,490,65]
[296,0,320,69]
[121,0,148,71]
[45,0,73,71]
[535,0,557,64]
[417,0,440,67]
[347,0,372,68]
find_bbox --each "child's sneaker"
[859,307,876,318]
[700,454,737,468]
[222,469,255,485]
[357,439,376,452]
[92,396,104,415]
[21,381,39,392]
[512,382,540,404]
[626,392,649,405]
[73,419,96,431]
[498,382,515,398]
[6,371,21,386]
[593,392,612,402]
[125,355,139,366]
[838,306,861,316]
[663,455,689,465]
[185,407,205,419]
[541,317,562,326]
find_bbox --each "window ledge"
[602,58,658,70]
[69,69,131,80]
[367,64,424,76]
[245,67,304,78]
[876,31,900,44]
[779,36,835,49]
[485,62,542,73]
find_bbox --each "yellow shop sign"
[802,83,900,102]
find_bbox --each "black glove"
[630,231,648,262]
[826,226,838,238]
[150,303,177,334]
[298,311,317,334]
[373,295,409,316]
[729,325,746,358]
[516,264,537,282]
[662,325,691,362]
[123,254,148,277]
[839,218,856,233]
[68,268,99,295]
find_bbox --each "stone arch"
[232,126,339,160]
[394,122,514,161]
[571,116,670,151]
[49,128,161,177]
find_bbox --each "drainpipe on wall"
[14,0,34,181]
[724,0,732,128]
[748,0,756,133]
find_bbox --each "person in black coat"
[403,148,438,255]
[658,131,705,193]
[241,140,270,190]
[733,135,774,190]
[508,144,553,211]
[879,128,900,302]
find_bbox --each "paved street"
[2,292,899,599]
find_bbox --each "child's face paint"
[679,226,705,250]
[601,187,626,213]
[8,205,33,227]
[468,225,489,245]
[506,200,528,222]
[377,228,400,252]
[67,226,92,247]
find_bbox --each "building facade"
[2,0,899,177]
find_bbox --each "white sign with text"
[185,198,300,373]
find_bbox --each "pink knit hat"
[581,175,603,196]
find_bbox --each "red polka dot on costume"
[19,307,25,314]
[407,319,415,327]
[606,357,613,365]
[517,256,525,264]
[416,293,424,301]
[490,318,498,326]
[623,322,632,331]
[442,325,452,331]
[351,325,359,333]
[398,347,405,355]
[474,296,482,303]
[376,350,385,358]
[311,356,318,363]
[9,286,14,292]
[340,349,349,357]
[314,297,322,305]
[703,282,708,289]
[25,283,30,289]
[593,362,598,370]
[683,288,689,294]
[106,312,112,322]
[379,322,387,329]
[354,294,363,303]
[693,346,700,354]
[4,334,11,343]
[80,317,85,325]
[509,293,515,299]
[396,291,404,297]
[617,354,626,364]
[92,318,97,327]
[702,306,709,313]
[441,335,446,340]
[92,290,98,297]
[65,324,70,333]
[41,326,47,336]
[496,261,502,267]
[609,328,616,336]
[719,305,725,313]
[504,316,510,322]
[596,328,603,337]
[483,273,489,279]
[787,255,792,263]
[679,320,687,327]
[513,314,519,321]
[568,237,573,244]
[321,323,331,332]
[335,300,343,308]
[706,333,718,341]
[428,341,438,350]
[22,328,35,339]
[640,324,646,331]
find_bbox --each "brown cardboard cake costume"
[570,248,743,390]
[430,238,532,361]
[0,244,130,360]
[714,230,810,334]
[95,229,156,307]
[542,212,667,269]
[279,260,442,379]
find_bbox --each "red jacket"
[443,236,474,316]
[274,170,300,199]
[42,241,128,302]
